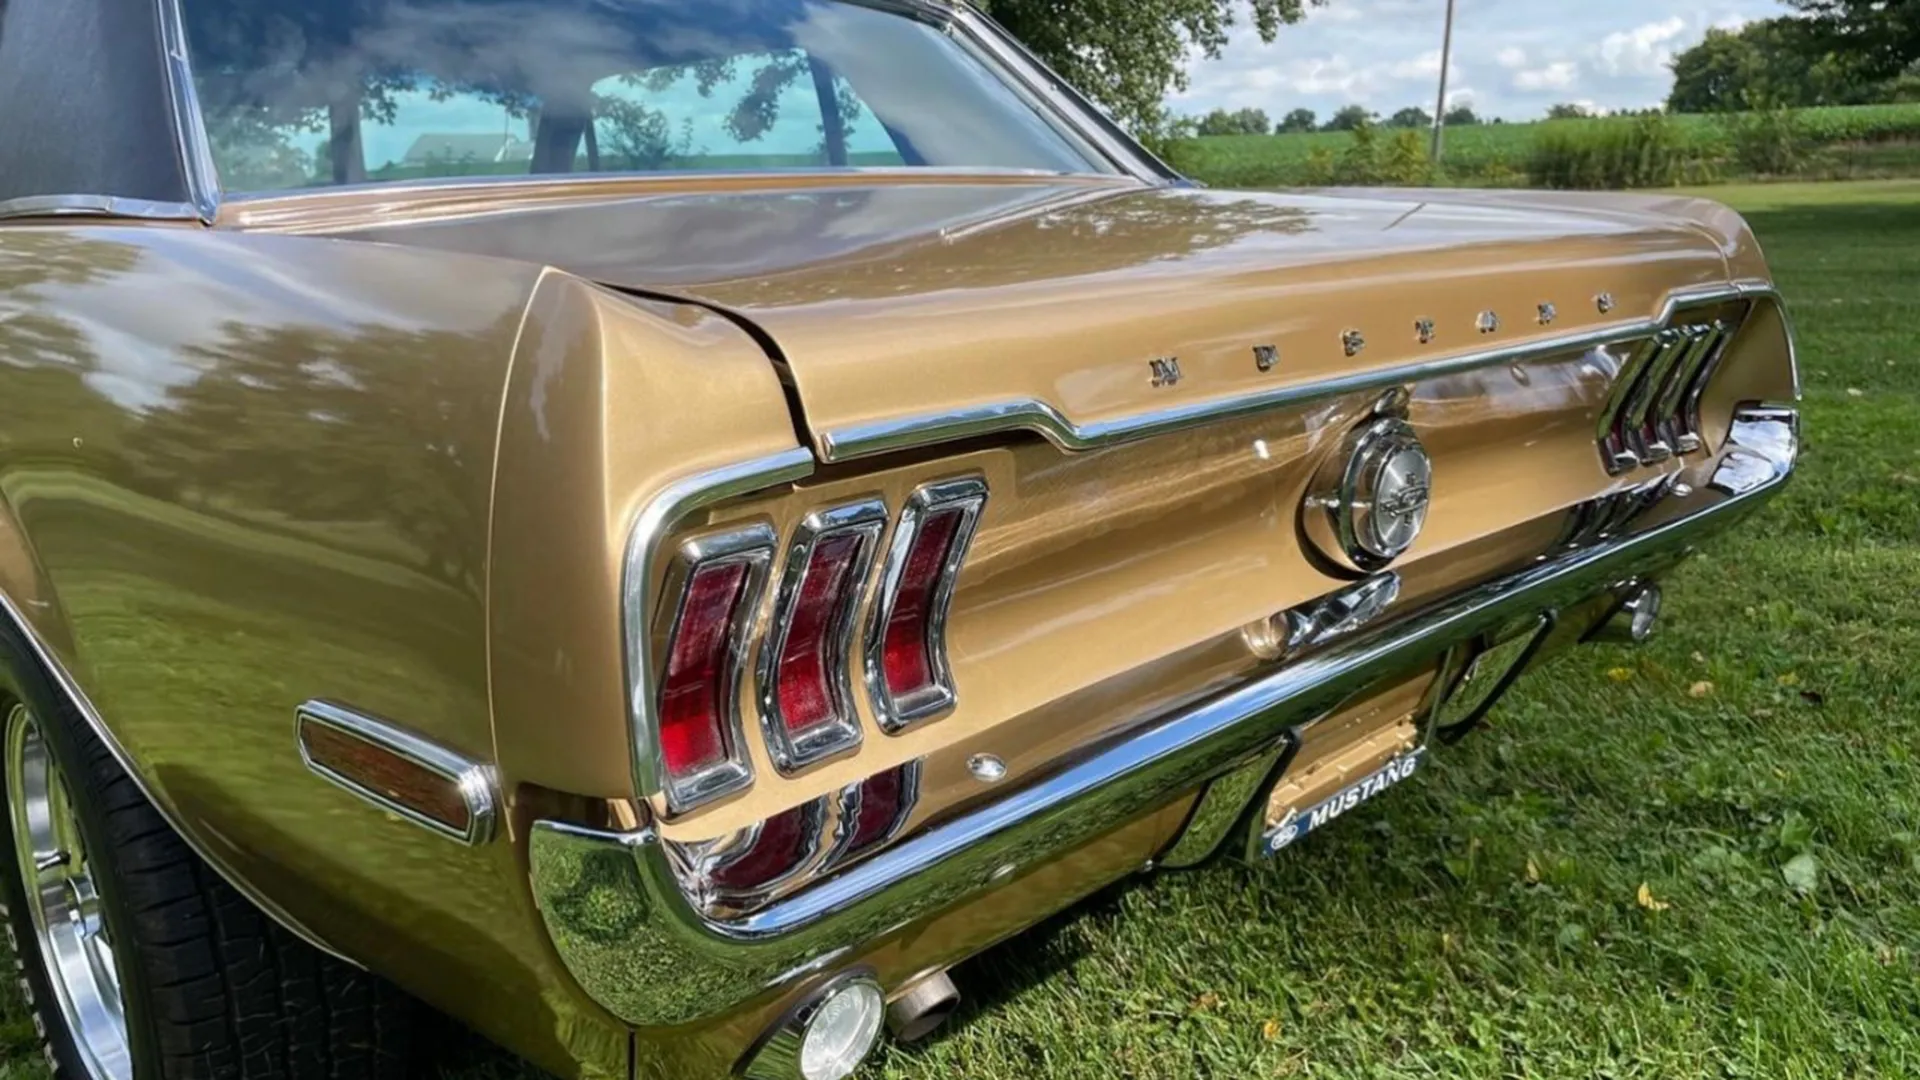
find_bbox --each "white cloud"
[1597,16,1689,77]
[1177,0,1783,122]
[1514,61,1579,92]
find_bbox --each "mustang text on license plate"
[1260,747,1425,857]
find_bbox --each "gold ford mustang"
[0,0,1799,1077]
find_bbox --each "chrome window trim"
[529,403,1799,1028]
[863,477,989,733]
[0,194,206,223]
[951,3,1183,183]
[294,699,499,846]
[154,0,221,223]
[818,283,1791,462]
[649,525,778,815]
[623,450,817,809]
[0,592,354,965]
[755,500,888,775]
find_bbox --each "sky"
[1176,0,1793,124]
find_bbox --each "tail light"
[831,762,920,864]
[647,526,773,813]
[864,479,988,732]
[757,502,887,773]
[1598,320,1734,474]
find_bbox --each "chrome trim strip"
[756,500,888,775]
[623,450,817,807]
[529,406,1798,1027]
[295,700,499,846]
[649,525,778,814]
[951,5,1177,182]
[154,0,221,223]
[862,477,989,733]
[222,168,1128,218]
[0,194,206,223]
[0,592,355,965]
[818,283,1786,462]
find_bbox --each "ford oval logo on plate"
[1260,748,1425,857]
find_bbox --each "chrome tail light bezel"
[642,525,775,815]
[756,500,889,775]
[863,477,989,733]
[1598,319,1736,475]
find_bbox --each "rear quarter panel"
[0,223,629,1075]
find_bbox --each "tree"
[978,0,1324,140]
[1443,105,1481,125]
[1386,106,1432,129]
[1786,0,1920,83]
[1277,107,1318,133]
[1322,104,1377,131]
[1546,103,1593,119]
[1195,107,1274,136]
[1669,16,1897,110]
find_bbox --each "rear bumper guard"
[528,407,1798,1029]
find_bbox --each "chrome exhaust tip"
[887,969,961,1043]
[1594,583,1662,644]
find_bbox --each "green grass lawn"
[3,179,1916,1079]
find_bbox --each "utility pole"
[1431,0,1457,162]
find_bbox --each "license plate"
[1259,747,1426,857]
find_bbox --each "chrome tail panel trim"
[530,407,1798,1027]
[295,700,498,846]
[820,283,1785,462]
[622,449,818,807]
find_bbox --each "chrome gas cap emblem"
[1305,409,1433,573]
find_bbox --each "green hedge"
[1166,103,1920,190]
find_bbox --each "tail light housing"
[757,501,887,773]
[1598,319,1734,474]
[645,526,773,813]
[864,478,988,732]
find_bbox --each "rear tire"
[0,685,419,1079]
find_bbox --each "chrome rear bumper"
[528,407,1798,1030]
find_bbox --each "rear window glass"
[182,0,1114,193]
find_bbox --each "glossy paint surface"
[0,166,1797,1080]
[0,225,641,1076]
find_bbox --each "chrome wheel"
[6,703,130,1080]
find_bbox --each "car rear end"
[510,224,1798,1076]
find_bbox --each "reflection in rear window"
[182,0,1114,193]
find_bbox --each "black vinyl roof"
[0,0,198,209]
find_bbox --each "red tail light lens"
[759,502,886,773]
[865,478,987,732]
[648,527,772,813]
[834,762,921,862]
